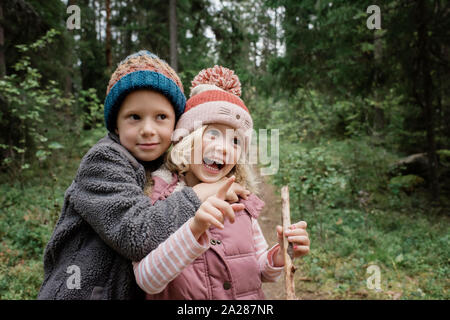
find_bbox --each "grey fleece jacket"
[37,133,201,300]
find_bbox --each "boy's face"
[189,124,242,183]
[115,90,175,162]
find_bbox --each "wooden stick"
[281,185,297,300]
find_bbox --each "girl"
[133,66,310,299]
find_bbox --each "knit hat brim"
[104,70,186,132]
[172,100,253,149]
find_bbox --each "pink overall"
[147,174,266,300]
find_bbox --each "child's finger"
[226,191,239,203]
[285,228,308,237]
[216,176,235,200]
[202,201,225,224]
[206,215,225,230]
[230,203,245,213]
[293,245,310,257]
[232,183,250,200]
[209,196,238,224]
[290,221,307,229]
[287,235,310,246]
[276,225,283,240]
[197,208,224,230]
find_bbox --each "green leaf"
[395,254,404,263]
[35,150,50,161]
[48,142,64,150]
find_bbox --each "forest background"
[0,0,448,299]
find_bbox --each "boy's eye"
[156,114,167,120]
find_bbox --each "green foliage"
[0,30,69,183]
[0,154,79,300]
[389,175,425,194]
[252,88,406,143]
[0,29,104,186]
[253,78,448,299]
[298,205,449,299]
[273,142,350,208]
[267,134,448,299]
[437,150,450,167]
[267,0,376,95]
[78,88,104,130]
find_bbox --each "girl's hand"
[190,176,245,240]
[223,180,250,203]
[273,221,310,267]
[193,177,250,203]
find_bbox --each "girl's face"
[188,124,243,184]
[115,90,175,162]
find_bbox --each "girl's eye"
[206,129,220,140]
[130,114,140,120]
[157,114,167,120]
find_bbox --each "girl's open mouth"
[203,157,224,173]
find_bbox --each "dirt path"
[258,176,285,300]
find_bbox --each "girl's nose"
[213,141,236,162]
[212,140,227,154]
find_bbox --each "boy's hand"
[190,176,245,240]
[193,176,250,203]
[272,221,310,267]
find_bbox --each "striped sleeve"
[132,217,210,294]
[252,218,284,282]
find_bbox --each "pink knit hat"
[172,66,253,149]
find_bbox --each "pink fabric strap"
[150,173,179,205]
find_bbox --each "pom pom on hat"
[190,65,241,97]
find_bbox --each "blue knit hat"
[104,50,186,132]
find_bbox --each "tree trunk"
[123,1,132,56]
[169,0,178,72]
[105,0,112,69]
[64,0,78,97]
[416,0,440,201]
[97,0,102,42]
[0,3,5,77]
[373,32,385,135]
